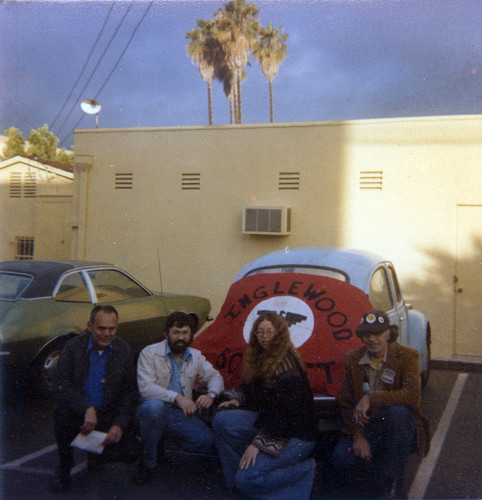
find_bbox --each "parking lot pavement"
[1,368,481,499]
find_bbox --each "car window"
[369,267,394,310]
[388,265,403,303]
[87,269,150,302]
[55,272,92,302]
[0,273,32,300]
[244,266,348,282]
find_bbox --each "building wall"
[73,115,481,361]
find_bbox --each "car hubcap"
[43,351,60,386]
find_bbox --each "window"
[55,272,92,302]
[87,269,150,302]
[245,265,348,281]
[369,267,393,310]
[15,237,34,260]
[388,265,403,303]
[0,273,32,300]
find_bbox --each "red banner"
[193,273,373,397]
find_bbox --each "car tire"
[420,329,431,388]
[34,343,66,397]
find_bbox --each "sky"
[1,0,481,149]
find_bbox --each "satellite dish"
[80,99,102,128]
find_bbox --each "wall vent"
[9,172,22,198]
[24,172,37,197]
[115,173,133,189]
[182,173,201,190]
[359,170,383,190]
[279,171,300,190]
[243,207,291,235]
[9,172,36,197]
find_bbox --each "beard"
[168,338,189,354]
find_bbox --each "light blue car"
[234,247,431,387]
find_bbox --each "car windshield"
[244,265,348,282]
[0,273,33,300]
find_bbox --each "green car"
[0,260,211,395]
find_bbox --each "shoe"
[133,462,155,485]
[50,467,71,493]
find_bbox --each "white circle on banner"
[242,296,314,347]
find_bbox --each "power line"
[50,2,115,132]
[62,2,153,146]
[56,2,133,141]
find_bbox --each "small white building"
[0,155,73,261]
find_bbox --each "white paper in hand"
[71,431,106,454]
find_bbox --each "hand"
[352,433,372,460]
[353,394,371,425]
[239,444,259,469]
[218,399,240,409]
[81,407,97,435]
[195,394,214,410]
[175,394,197,417]
[103,424,123,445]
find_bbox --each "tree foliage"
[2,125,73,165]
[253,24,288,122]
[2,127,26,159]
[185,0,288,125]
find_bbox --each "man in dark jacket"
[50,305,138,493]
[332,310,430,498]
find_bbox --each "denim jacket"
[137,339,224,403]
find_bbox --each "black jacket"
[52,333,138,431]
[241,355,318,442]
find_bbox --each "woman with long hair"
[213,312,318,499]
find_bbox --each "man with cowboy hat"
[332,310,430,498]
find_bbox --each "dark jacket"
[52,333,138,431]
[240,353,318,442]
[338,342,430,456]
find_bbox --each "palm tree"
[253,24,288,123]
[213,0,260,124]
[186,20,222,125]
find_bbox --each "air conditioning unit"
[243,207,291,235]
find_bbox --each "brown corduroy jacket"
[338,342,430,456]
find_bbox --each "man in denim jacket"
[134,311,224,485]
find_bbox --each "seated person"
[51,305,138,493]
[134,311,224,485]
[332,310,430,498]
[213,312,318,500]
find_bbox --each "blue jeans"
[332,405,416,484]
[136,399,215,468]
[213,409,316,500]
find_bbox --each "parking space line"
[1,443,87,476]
[0,464,53,475]
[408,372,469,500]
[1,444,57,467]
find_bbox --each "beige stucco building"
[0,155,73,261]
[72,115,481,362]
